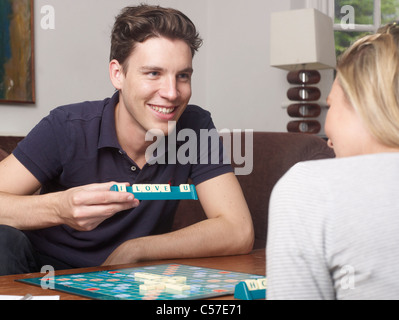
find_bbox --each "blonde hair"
[337,25,399,148]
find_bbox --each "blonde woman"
[266,24,399,300]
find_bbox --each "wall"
[204,0,291,132]
[0,0,322,136]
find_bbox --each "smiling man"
[110,36,193,168]
[0,5,254,275]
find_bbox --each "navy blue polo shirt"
[14,92,232,267]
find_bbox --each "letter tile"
[134,272,155,280]
[116,184,127,192]
[140,284,160,291]
[257,278,267,289]
[143,184,152,192]
[161,184,171,192]
[179,184,190,192]
[165,276,187,284]
[165,283,191,292]
[244,280,259,291]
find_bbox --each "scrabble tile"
[148,275,164,281]
[142,184,153,192]
[160,184,171,192]
[142,281,166,290]
[244,280,259,291]
[165,283,191,292]
[134,272,156,280]
[116,184,127,192]
[179,184,190,192]
[132,184,143,192]
[165,276,187,284]
[257,278,267,289]
[139,283,165,291]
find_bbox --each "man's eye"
[178,73,191,81]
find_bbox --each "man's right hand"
[57,182,139,231]
[0,155,139,231]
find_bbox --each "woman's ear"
[109,59,124,90]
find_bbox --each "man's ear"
[109,59,124,90]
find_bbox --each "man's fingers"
[71,182,137,206]
[68,197,139,231]
[82,182,129,192]
[60,182,139,231]
[81,190,136,206]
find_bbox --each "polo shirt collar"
[98,91,121,150]
[97,91,186,160]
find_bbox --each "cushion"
[0,148,9,161]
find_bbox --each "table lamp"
[270,8,336,134]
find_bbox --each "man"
[0,5,254,275]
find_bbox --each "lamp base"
[287,120,321,134]
[286,69,322,134]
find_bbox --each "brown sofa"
[0,132,335,250]
[171,132,335,249]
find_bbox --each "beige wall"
[0,0,326,136]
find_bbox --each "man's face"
[112,37,193,136]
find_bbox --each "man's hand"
[57,182,139,231]
[0,155,140,231]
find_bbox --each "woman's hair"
[336,23,399,147]
[110,4,203,74]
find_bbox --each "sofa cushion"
[0,148,8,161]
[172,132,335,249]
[0,136,24,154]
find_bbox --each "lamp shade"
[270,8,336,71]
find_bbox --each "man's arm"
[102,172,255,265]
[0,154,139,230]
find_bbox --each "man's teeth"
[150,105,176,114]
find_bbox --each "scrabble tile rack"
[110,184,198,200]
[234,278,267,300]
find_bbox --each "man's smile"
[148,104,178,115]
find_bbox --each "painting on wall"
[0,0,35,103]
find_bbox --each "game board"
[17,264,264,300]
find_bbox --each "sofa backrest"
[172,132,335,249]
[0,136,24,159]
[0,133,335,250]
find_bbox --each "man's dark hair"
[110,4,203,74]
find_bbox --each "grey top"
[266,153,399,300]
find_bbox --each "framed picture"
[0,0,35,103]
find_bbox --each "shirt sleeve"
[13,109,67,184]
[266,162,335,300]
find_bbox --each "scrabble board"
[17,264,264,300]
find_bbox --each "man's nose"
[159,77,179,101]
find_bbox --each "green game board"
[17,264,263,300]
